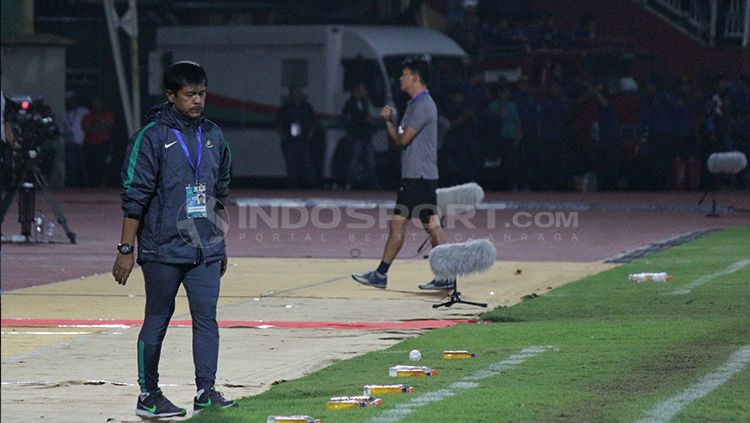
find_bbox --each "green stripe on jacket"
[123,121,157,191]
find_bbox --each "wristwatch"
[117,243,134,255]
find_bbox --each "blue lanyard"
[409,90,429,104]
[171,127,202,181]
[402,90,430,125]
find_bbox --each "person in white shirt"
[61,91,89,187]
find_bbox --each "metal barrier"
[645,0,749,46]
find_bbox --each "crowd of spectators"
[446,1,599,59]
[425,1,750,192]
[60,91,116,188]
[30,2,748,193]
[431,64,750,192]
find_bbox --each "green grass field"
[194,226,750,423]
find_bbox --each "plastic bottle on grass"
[266,416,320,423]
[629,272,672,283]
[442,350,476,359]
[363,384,415,395]
[326,396,382,410]
[389,365,437,377]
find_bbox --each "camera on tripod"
[5,96,60,170]
[3,96,60,185]
[1,95,75,244]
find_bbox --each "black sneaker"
[136,389,186,419]
[418,279,456,290]
[193,386,237,415]
[352,271,387,289]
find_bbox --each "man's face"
[399,68,419,92]
[167,83,206,119]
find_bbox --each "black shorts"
[394,178,438,223]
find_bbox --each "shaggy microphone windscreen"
[429,239,496,281]
[436,182,484,216]
[707,152,747,174]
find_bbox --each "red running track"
[3,188,749,291]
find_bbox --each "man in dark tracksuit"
[112,61,236,418]
[276,85,320,189]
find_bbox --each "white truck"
[149,25,468,180]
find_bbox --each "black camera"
[1,95,75,244]
[7,96,60,151]
[2,96,61,185]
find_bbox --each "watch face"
[118,244,133,254]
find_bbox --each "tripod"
[1,151,76,243]
[432,279,487,308]
[697,173,750,218]
[697,185,721,217]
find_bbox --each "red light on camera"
[21,101,30,110]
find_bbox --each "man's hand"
[221,255,228,277]
[381,105,394,121]
[112,253,135,286]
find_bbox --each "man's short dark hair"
[164,61,207,93]
[402,56,430,86]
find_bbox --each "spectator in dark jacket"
[277,85,320,189]
[341,81,380,189]
[441,87,480,185]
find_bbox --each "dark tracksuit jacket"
[120,102,231,392]
[121,102,231,265]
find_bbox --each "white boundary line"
[234,198,507,210]
[232,198,729,213]
[670,259,750,296]
[635,344,750,423]
[368,345,559,423]
[0,380,137,387]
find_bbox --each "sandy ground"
[1,257,613,422]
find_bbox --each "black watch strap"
[117,243,134,255]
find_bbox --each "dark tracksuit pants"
[137,260,221,392]
[281,138,320,189]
